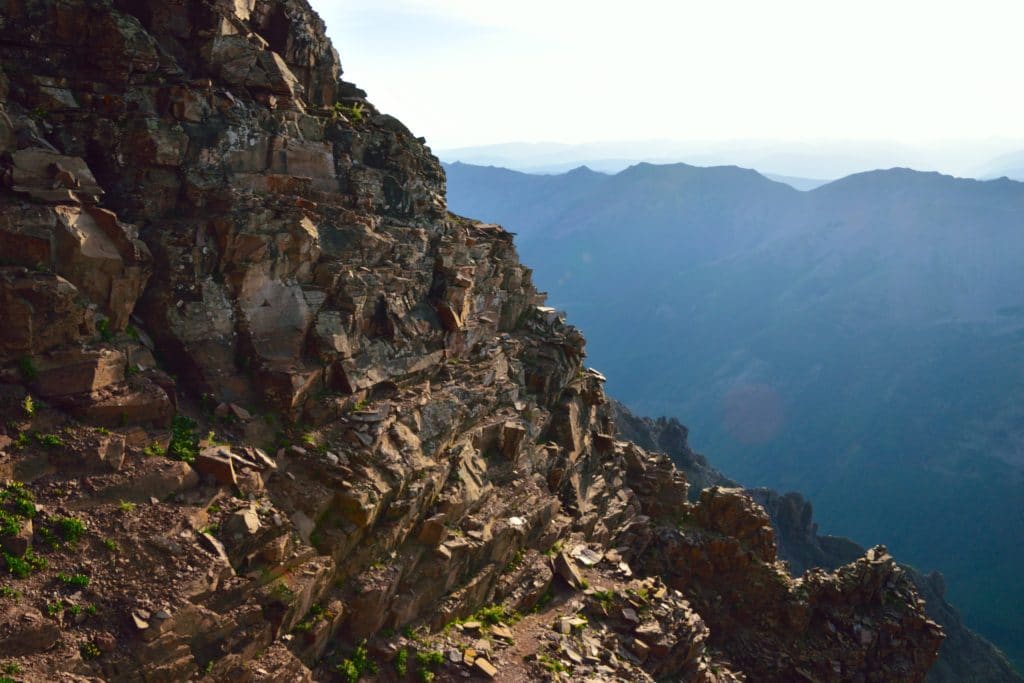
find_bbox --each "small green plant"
[46,600,63,617]
[168,415,199,463]
[292,603,328,633]
[54,516,86,543]
[21,395,35,417]
[504,549,526,573]
[270,581,295,602]
[80,641,101,660]
[336,641,376,683]
[0,513,20,538]
[415,649,445,682]
[3,549,47,578]
[592,589,615,611]
[17,357,37,381]
[533,586,554,612]
[118,500,136,513]
[1,663,22,675]
[395,648,409,677]
[96,318,113,342]
[331,101,364,123]
[543,540,564,557]
[125,325,140,341]
[66,603,83,616]
[0,585,20,599]
[538,653,569,673]
[102,538,119,552]
[204,660,214,675]
[57,572,90,588]
[34,432,63,448]
[85,603,99,616]
[472,604,519,625]
[143,442,164,457]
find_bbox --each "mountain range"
[439,139,1024,182]
[445,160,1024,669]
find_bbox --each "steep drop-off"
[0,1,942,681]
[611,402,1022,683]
[444,160,1024,667]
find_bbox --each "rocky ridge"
[611,401,1020,682]
[0,1,941,681]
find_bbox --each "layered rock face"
[0,1,942,681]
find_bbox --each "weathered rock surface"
[0,1,946,681]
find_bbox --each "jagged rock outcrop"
[749,490,1023,683]
[0,1,943,681]
[614,402,1019,682]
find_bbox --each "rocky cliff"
[611,402,1020,682]
[0,1,942,681]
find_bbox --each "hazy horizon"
[314,0,1024,174]
[434,137,1024,180]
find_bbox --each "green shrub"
[54,516,86,543]
[395,648,409,677]
[168,415,199,463]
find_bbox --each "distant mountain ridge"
[445,160,1024,669]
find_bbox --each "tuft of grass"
[102,538,119,553]
[56,572,90,588]
[592,589,615,611]
[54,516,86,544]
[0,585,20,599]
[415,649,445,683]
[538,653,568,673]
[293,603,329,633]
[395,648,409,677]
[21,395,35,417]
[34,432,63,448]
[118,500,136,513]
[336,641,376,683]
[3,549,47,578]
[143,443,164,457]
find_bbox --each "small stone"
[490,624,513,640]
[474,658,498,678]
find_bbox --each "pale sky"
[312,0,1024,152]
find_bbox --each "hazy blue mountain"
[977,149,1024,180]
[439,138,1024,180]
[444,161,1024,669]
